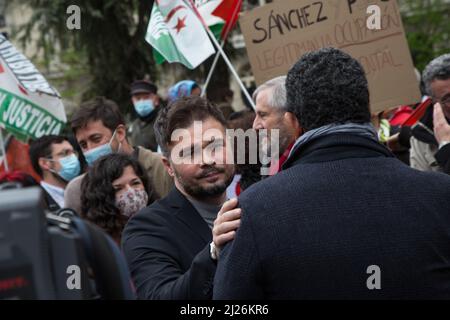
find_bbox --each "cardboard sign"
[240,0,421,113]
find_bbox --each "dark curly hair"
[286,47,371,131]
[80,153,158,241]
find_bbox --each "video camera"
[0,187,135,300]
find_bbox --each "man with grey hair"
[252,76,302,175]
[410,53,450,173]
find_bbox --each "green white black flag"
[146,0,216,69]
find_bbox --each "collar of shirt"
[40,181,65,208]
[186,196,224,229]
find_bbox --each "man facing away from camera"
[214,48,450,299]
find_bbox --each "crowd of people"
[1,48,450,299]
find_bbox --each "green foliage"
[15,0,156,112]
[400,0,450,71]
[13,0,449,113]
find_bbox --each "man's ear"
[284,112,303,139]
[116,124,127,143]
[161,155,175,177]
[153,94,160,106]
[38,157,51,172]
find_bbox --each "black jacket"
[214,133,450,299]
[43,188,61,212]
[122,187,216,300]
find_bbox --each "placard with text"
[240,0,421,113]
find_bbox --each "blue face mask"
[49,154,81,182]
[134,99,155,117]
[83,130,120,166]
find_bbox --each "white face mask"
[115,188,148,218]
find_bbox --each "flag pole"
[201,41,224,97]
[208,33,256,110]
[187,0,255,110]
[0,127,9,172]
[201,1,242,98]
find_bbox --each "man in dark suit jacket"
[122,96,239,299]
[213,48,450,299]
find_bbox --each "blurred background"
[0,0,448,122]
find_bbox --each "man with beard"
[252,76,302,176]
[122,96,239,299]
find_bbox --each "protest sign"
[240,0,421,113]
[0,34,66,142]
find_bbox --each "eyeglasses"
[433,95,450,109]
[48,149,78,160]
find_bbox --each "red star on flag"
[174,15,187,34]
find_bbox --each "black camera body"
[0,187,134,300]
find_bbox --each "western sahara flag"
[146,0,216,69]
[197,0,242,40]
